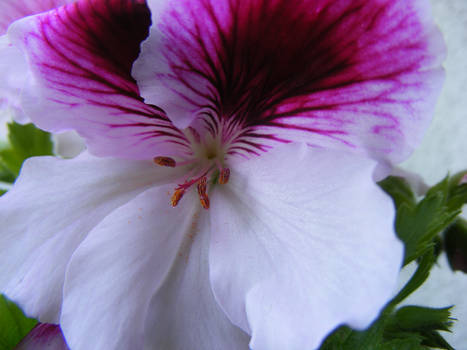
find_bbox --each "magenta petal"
[0,0,72,34]
[139,0,445,163]
[15,324,69,350]
[9,0,189,159]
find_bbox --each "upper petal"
[0,35,29,122]
[209,143,404,350]
[8,0,189,159]
[0,0,72,122]
[0,152,181,322]
[61,186,249,350]
[136,0,445,163]
[0,0,72,34]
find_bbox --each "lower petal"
[61,186,248,350]
[209,143,403,350]
[0,152,179,322]
[143,207,250,350]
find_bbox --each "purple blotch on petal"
[15,323,69,350]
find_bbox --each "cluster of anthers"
[152,126,232,209]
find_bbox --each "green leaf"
[0,295,37,349]
[0,122,54,176]
[319,326,352,349]
[0,189,6,196]
[386,306,454,333]
[391,250,435,306]
[0,162,15,183]
[447,183,467,212]
[396,177,462,265]
[380,174,467,266]
[380,337,428,350]
[379,176,417,209]
[340,318,388,350]
[321,309,392,350]
[419,330,455,350]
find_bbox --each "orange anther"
[199,194,210,209]
[154,156,176,167]
[197,176,207,196]
[218,168,230,184]
[171,188,185,207]
[197,177,210,209]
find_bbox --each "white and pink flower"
[0,0,445,349]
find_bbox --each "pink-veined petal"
[0,0,72,122]
[136,0,445,163]
[0,0,72,34]
[209,143,403,350]
[8,0,189,159]
[0,152,183,323]
[61,186,248,350]
[15,324,69,350]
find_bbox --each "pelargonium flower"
[0,0,444,349]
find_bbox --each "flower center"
[153,125,231,210]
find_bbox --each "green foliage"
[443,218,467,273]
[381,175,467,266]
[0,295,37,349]
[386,305,454,333]
[391,250,435,306]
[321,302,454,350]
[0,163,15,184]
[0,122,54,178]
[378,177,416,209]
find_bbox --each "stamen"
[154,156,176,167]
[197,177,210,209]
[218,168,230,185]
[199,194,210,209]
[171,188,185,207]
[197,176,207,196]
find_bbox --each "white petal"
[0,152,181,322]
[143,205,250,350]
[0,34,29,122]
[209,143,403,350]
[61,186,248,350]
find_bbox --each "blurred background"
[400,0,467,348]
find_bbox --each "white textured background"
[400,1,467,349]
